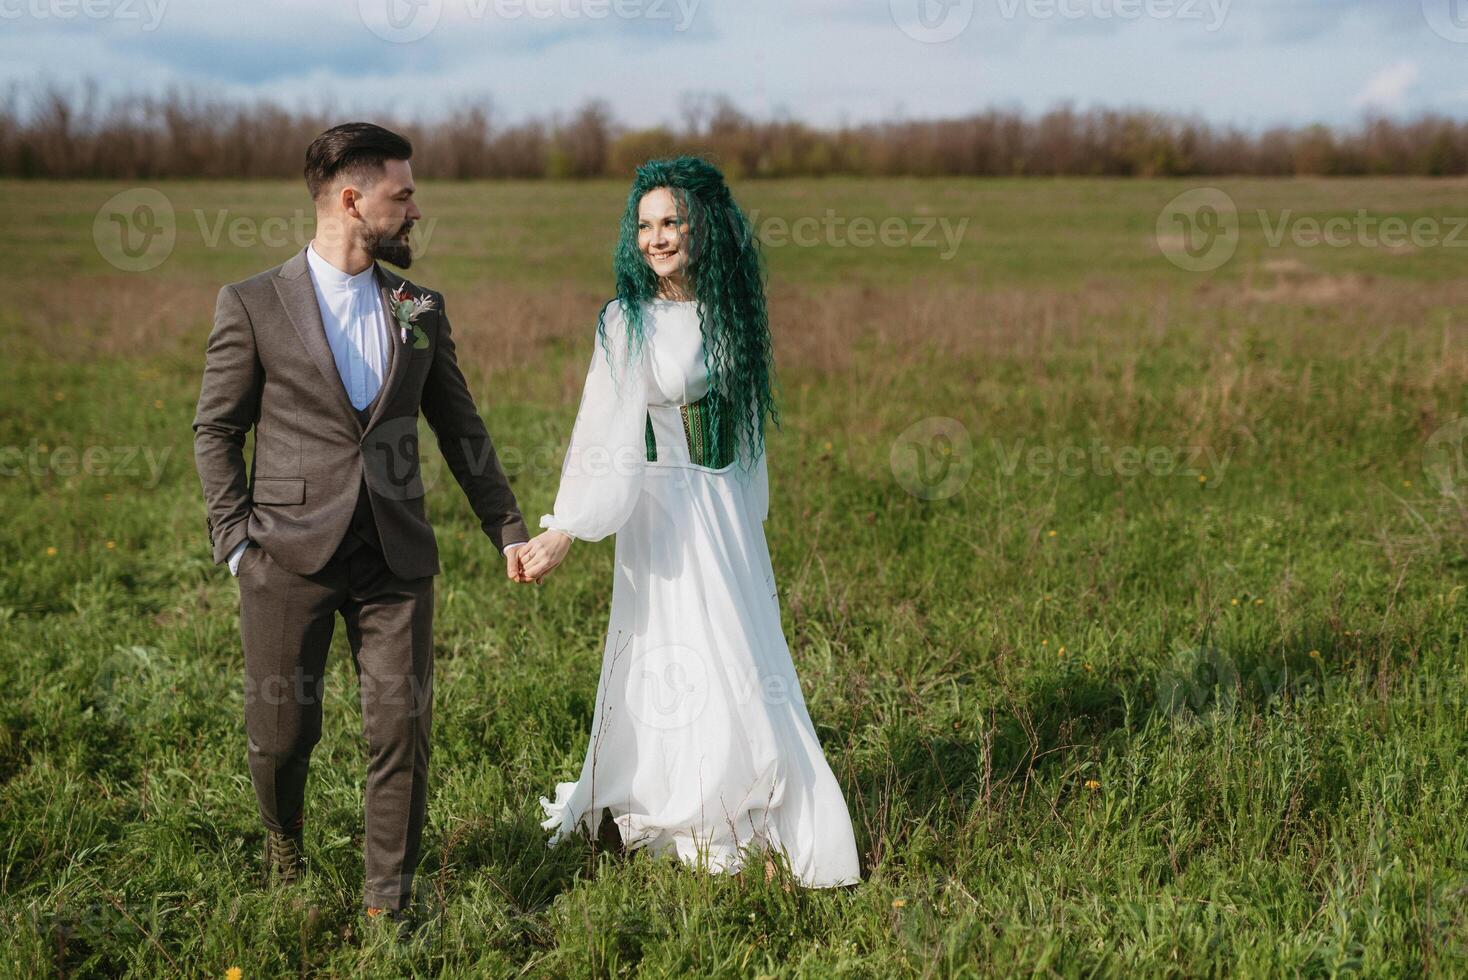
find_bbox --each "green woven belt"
[645,393,737,468]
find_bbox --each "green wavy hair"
[598,155,778,470]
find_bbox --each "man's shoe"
[262,826,306,886]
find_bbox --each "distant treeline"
[4,84,1468,180]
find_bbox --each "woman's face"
[637,187,689,281]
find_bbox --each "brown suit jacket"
[192,247,528,580]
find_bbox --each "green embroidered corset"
[645,393,738,468]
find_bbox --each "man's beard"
[366,221,414,269]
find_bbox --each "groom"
[192,123,534,927]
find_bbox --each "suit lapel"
[365,264,416,434]
[274,248,362,433]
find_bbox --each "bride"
[513,156,860,889]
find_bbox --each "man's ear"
[339,184,362,221]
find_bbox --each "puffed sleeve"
[538,301,648,542]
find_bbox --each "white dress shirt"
[229,242,522,574]
[306,240,392,411]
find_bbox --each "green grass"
[0,177,1466,976]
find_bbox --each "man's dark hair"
[304,123,413,200]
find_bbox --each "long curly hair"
[598,155,778,469]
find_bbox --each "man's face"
[352,158,422,268]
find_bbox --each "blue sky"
[1,0,1464,128]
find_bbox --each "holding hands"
[507,530,573,584]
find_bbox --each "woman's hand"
[517,530,574,583]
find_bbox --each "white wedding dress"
[536,298,861,889]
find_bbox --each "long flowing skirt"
[538,456,861,889]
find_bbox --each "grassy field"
[1,176,1466,977]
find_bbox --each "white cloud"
[0,2,1459,128]
[1354,61,1420,113]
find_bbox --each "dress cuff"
[538,516,578,541]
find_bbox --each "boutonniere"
[388,284,435,350]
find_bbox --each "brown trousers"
[238,478,434,912]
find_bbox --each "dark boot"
[263,826,306,886]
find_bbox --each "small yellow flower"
[891,898,907,909]
[1253,598,1263,606]
[225,968,243,980]
[823,441,832,451]
[154,399,165,409]
[1041,639,1048,647]
[1308,649,1321,659]
[45,546,57,556]
[105,540,116,550]
[1198,474,1208,483]
[1231,598,1239,606]
[1057,646,1067,657]
[1083,663,1093,672]
[1084,779,1101,791]
[1047,530,1057,538]
[1402,480,1412,488]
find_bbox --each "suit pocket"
[252,477,305,505]
[239,541,263,574]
